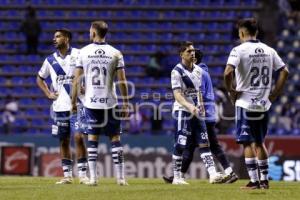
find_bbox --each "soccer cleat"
[240,181,260,189]
[86,179,98,186]
[163,176,174,184]
[209,172,225,184]
[172,178,189,185]
[79,176,90,184]
[55,177,73,184]
[223,172,239,183]
[260,180,269,189]
[117,179,129,186]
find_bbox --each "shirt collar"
[180,62,194,72]
[246,39,260,43]
[56,47,72,58]
[93,42,107,45]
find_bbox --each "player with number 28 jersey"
[227,40,285,112]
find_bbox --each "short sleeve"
[171,70,182,90]
[272,49,285,71]
[76,49,83,68]
[116,51,125,70]
[227,48,240,68]
[38,59,50,79]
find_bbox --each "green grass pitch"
[0,177,300,200]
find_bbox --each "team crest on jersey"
[70,56,76,63]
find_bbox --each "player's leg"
[163,140,196,184]
[84,108,102,186]
[107,107,127,185]
[109,134,127,185]
[206,122,238,183]
[74,132,88,183]
[255,142,269,189]
[240,142,260,189]
[236,107,260,189]
[194,119,223,184]
[172,110,189,185]
[70,110,88,184]
[181,142,196,176]
[251,111,269,189]
[53,112,73,184]
[87,134,99,185]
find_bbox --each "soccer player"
[163,50,238,184]
[37,29,88,184]
[170,41,224,185]
[224,18,289,189]
[71,21,129,186]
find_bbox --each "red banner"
[0,146,32,175]
[39,153,63,177]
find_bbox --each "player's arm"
[36,76,58,100]
[269,67,289,102]
[173,89,200,116]
[36,61,58,100]
[71,67,83,113]
[117,68,129,117]
[224,64,240,105]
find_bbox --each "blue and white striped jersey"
[38,47,80,112]
[171,63,204,113]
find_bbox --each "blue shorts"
[70,104,87,134]
[85,107,121,136]
[52,111,70,139]
[236,106,269,144]
[174,110,209,147]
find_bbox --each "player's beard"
[56,42,67,51]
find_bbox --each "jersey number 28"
[250,66,270,86]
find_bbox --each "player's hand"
[47,92,58,100]
[80,86,85,95]
[119,104,130,118]
[228,89,241,105]
[268,93,277,103]
[71,103,77,114]
[188,105,201,117]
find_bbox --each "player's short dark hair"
[195,49,203,65]
[91,21,108,38]
[55,28,72,41]
[237,18,258,36]
[178,41,193,54]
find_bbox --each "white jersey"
[38,47,80,112]
[76,42,125,109]
[227,40,285,112]
[171,63,204,113]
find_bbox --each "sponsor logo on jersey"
[255,47,264,54]
[95,49,105,55]
[90,95,109,104]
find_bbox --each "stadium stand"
[0,0,297,135]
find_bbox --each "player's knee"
[60,138,70,147]
[173,143,185,156]
[210,143,222,155]
[110,135,120,142]
[74,133,83,142]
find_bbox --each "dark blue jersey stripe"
[47,54,71,94]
